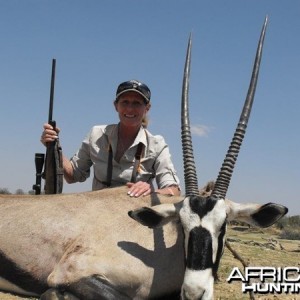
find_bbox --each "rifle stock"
[33,59,63,195]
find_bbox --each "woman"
[41,79,180,197]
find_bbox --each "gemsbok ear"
[226,200,288,228]
[128,203,182,228]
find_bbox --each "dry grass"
[214,226,300,300]
[1,225,300,300]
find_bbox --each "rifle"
[32,59,63,195]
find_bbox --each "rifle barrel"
[48,58,56,124]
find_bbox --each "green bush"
[275,215,300,229]
[279,228,300,240]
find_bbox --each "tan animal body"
[0,186,287,300]
[0,187,186,299]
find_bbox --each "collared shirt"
[70,124,180,191]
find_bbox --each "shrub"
[279,228,300,240]
[275,215,300,229]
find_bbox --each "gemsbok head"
[129,16,288,300]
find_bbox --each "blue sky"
[0,1,299,215]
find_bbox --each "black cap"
[116,80,151,103]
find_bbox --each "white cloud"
[191,124,211,137]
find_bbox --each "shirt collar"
[133,126,147,148]
[104,124,147,149]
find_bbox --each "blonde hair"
[142,116,149,128]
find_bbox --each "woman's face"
[114,91,150,128]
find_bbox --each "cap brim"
[116,89,150,103]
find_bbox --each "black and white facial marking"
[179,195,227,300]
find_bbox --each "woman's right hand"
[40,123,60,146]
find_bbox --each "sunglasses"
[116,80,151,102]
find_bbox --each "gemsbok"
[0,16,287,300]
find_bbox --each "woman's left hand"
[126,181,152,197]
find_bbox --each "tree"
[15,189,25,195]
[0,188,11,194]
